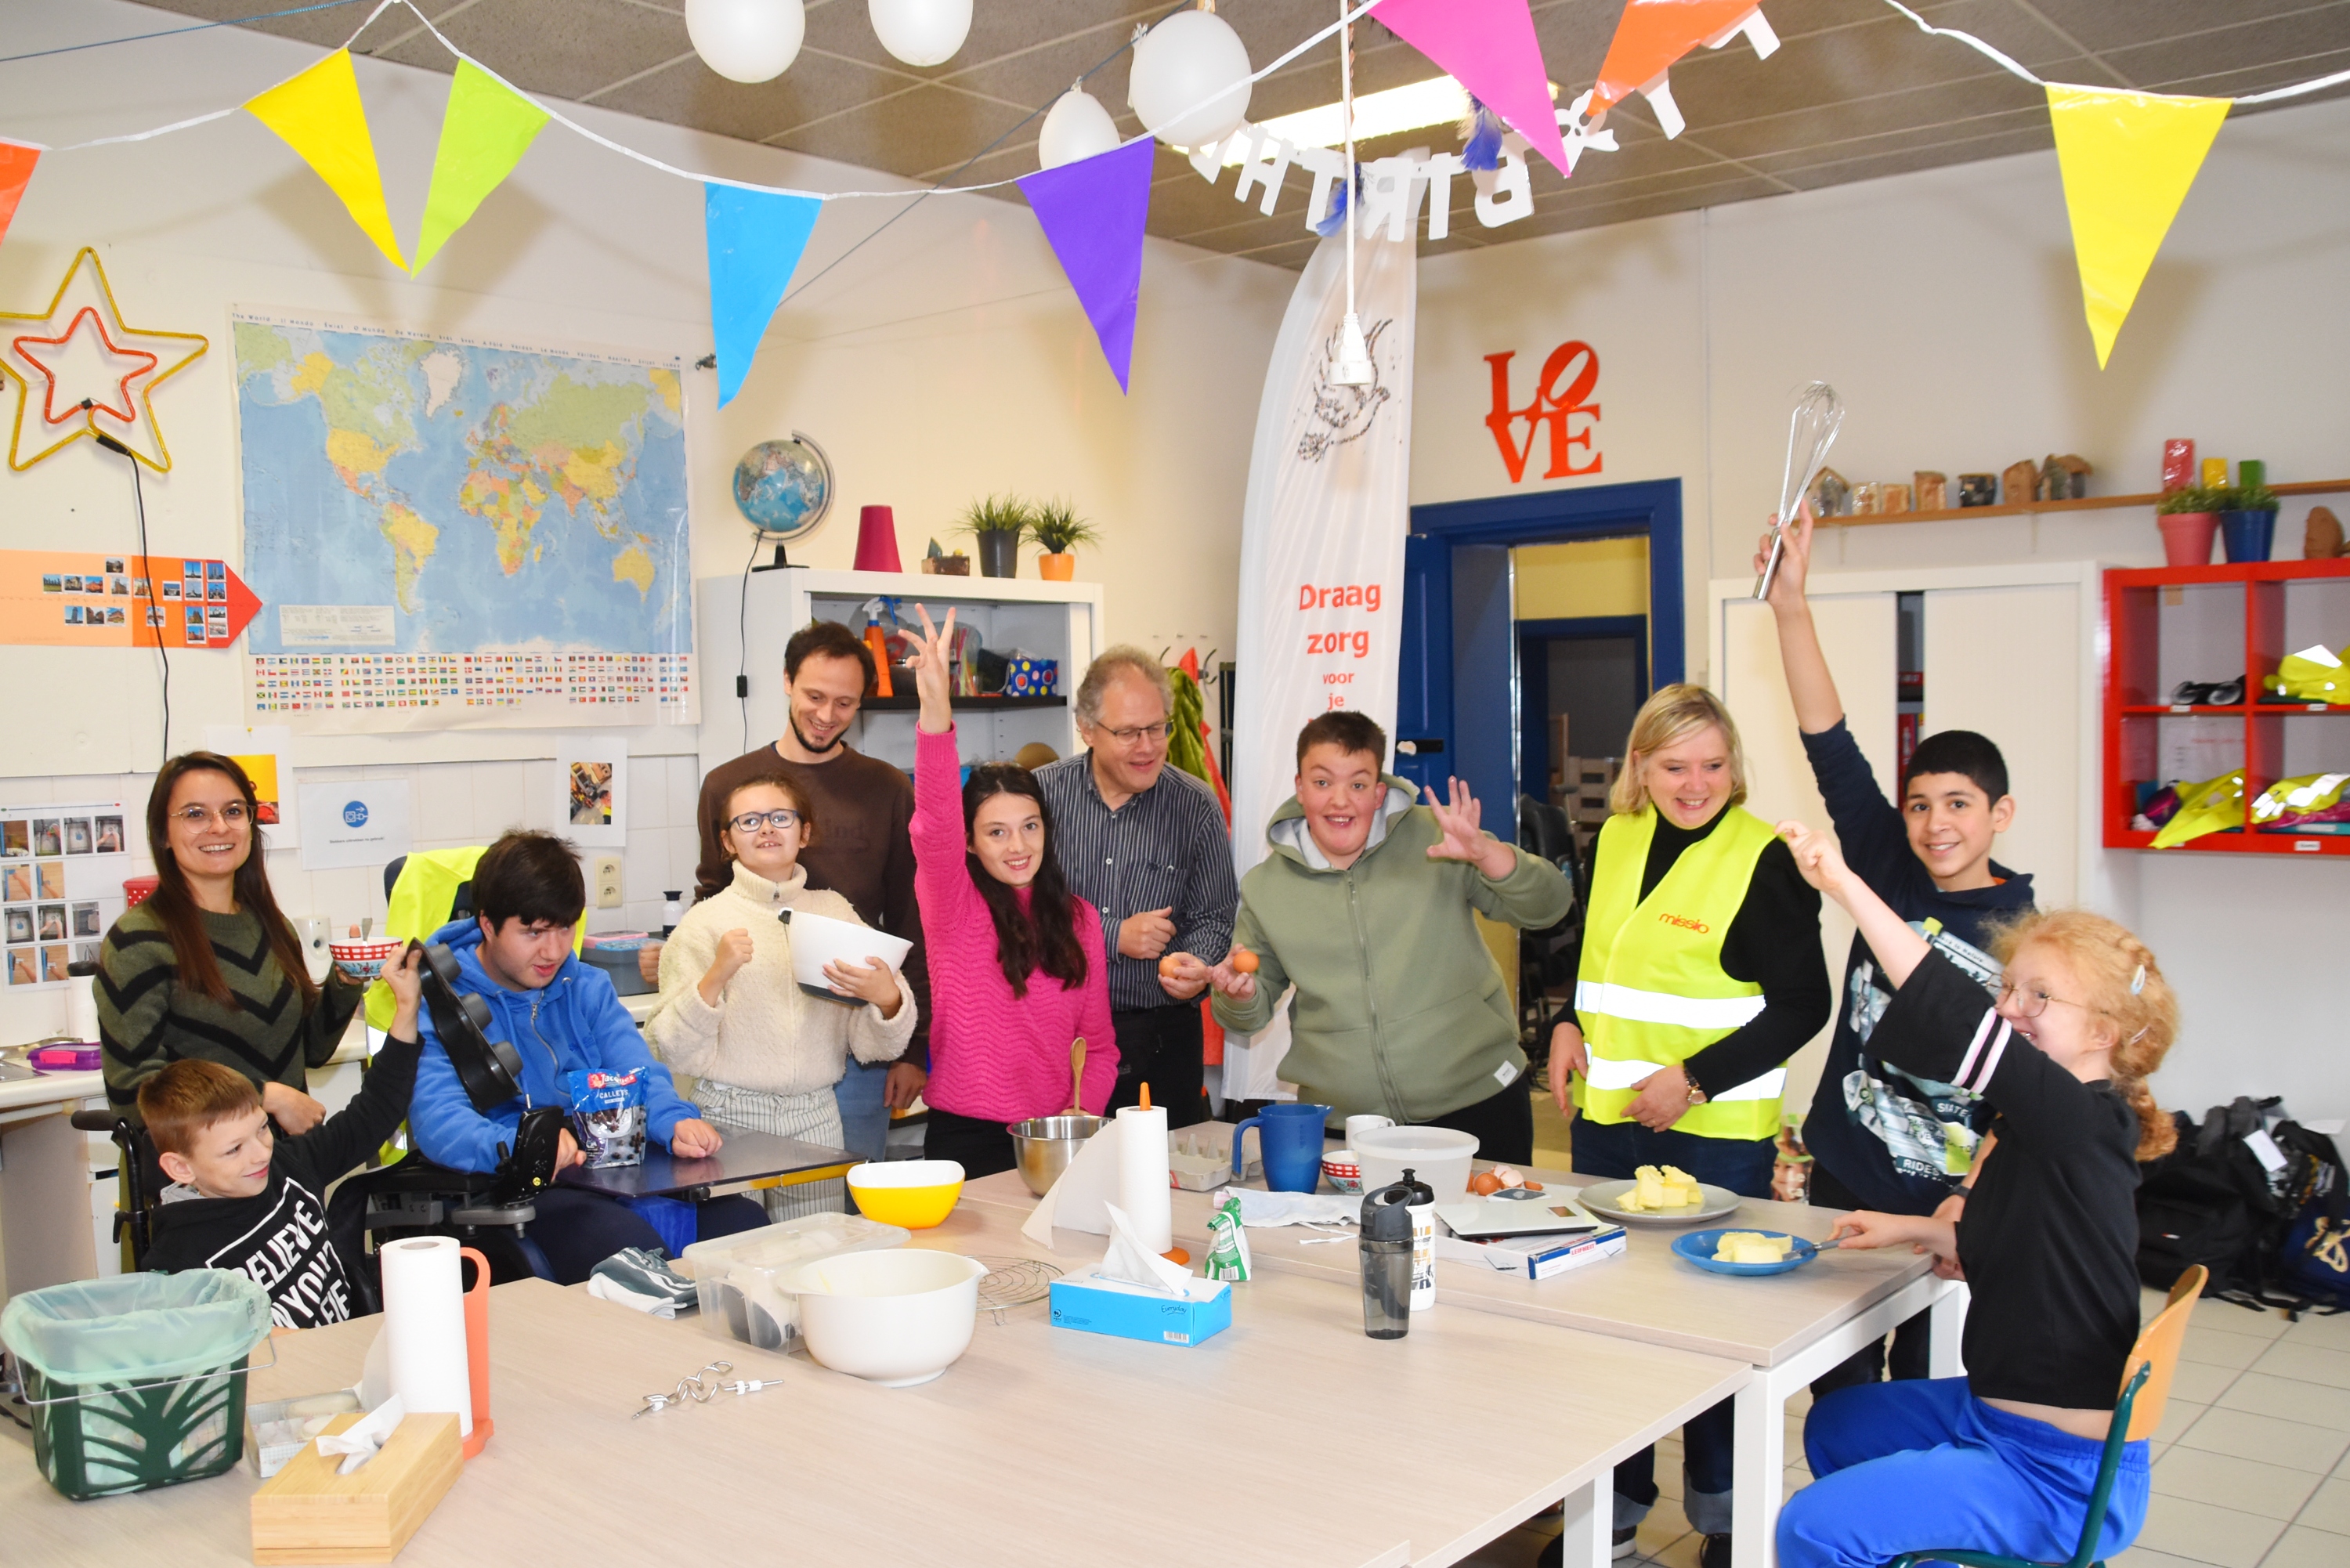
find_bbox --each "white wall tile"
[476,762,532,837]
[414,765,472,843]
[626,759,667,834]
[666,825,701,902]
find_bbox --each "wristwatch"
[1683,1067,1708,1106]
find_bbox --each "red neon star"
[13,306,160,427]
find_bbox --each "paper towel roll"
[380,1236,472,1437]
[65,973,99,1045]
[1115,1105,1172,1254]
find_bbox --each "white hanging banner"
[1223,220,1419,1102]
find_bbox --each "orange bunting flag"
[2046,84,2231,369]
[244,49,408,270]
[1585,0,1780,139]
[0,143,38,252]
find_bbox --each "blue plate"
[1672,1229,1820,1277]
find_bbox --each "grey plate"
[1575,1178,1744,1227]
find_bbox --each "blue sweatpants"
[1780,1378,2149,1568]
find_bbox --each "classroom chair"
[1885,1263,2208,1568]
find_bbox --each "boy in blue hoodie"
[1759,507,2037,1398]
[408,830,764,1284]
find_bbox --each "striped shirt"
[1034,753,1239,1011]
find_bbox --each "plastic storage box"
[679,1212,909,1351]
[0,1270,272,1499]
[580,933,653,996]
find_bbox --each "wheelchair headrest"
[421,942,528,1114]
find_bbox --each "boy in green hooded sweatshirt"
[1206,711,1572,1162]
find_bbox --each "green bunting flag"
[414,60,551,273]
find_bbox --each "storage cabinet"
[2101,559,2350,854]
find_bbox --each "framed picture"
[40,945,67,982]
[110,576,130,596]
[63,819,92,855]
[71,901,100,938]
[64,605,83,626]
[2,865,28,901]
[551,738,628,847]
[31,819,60,856]
[37,862,63,900]
[105,608,125,626]
[41,575,60,594]
[8,949,35,986]
[161,580,181,600]
[105,557,125,574]
[2,820,25,858]
[95,815,124,854]
[4,909,31,944]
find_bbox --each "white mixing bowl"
[1353,1125,1480,1205]
[783,1248,989,1387]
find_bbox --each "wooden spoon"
[1068,1037,1086,1115]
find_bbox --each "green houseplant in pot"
[1029,499,1101,582]
[2155,486,2222,568]
[2217,482,2280,563]
[957,493,1032,580]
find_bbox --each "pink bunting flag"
[1372,0,1571,179]
[1017,138,1155,393]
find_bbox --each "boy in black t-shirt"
[142,946,422,1328]
[1756,505,2036,1394]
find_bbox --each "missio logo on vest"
[1484,341,1602,484]
[1656,911,1711,934]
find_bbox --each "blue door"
[1393,533,1451,796]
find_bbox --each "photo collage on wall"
[38,556,156,632]
[2,800,131,988]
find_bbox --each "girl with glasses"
[99,753,364,1137]
[645,773,914,1219]
[1774,819,2180,1568]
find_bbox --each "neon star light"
[0,247,208,473]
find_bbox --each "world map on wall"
[233,314,695,731]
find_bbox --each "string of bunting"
[2,0,2346,403]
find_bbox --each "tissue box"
[249,1411,462,1564]
[1050,1273,1231,1347]
[1003,656,1058,698]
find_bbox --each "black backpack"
[2137,1097,2347,1316]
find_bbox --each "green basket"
[2,1270,273,1501]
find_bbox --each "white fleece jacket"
[645,862,916,1096]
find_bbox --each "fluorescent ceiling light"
[1211,76,1560,164]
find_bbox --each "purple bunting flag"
[1017,138,1155,394]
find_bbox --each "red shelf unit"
[2102,559,2350,854]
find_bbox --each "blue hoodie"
[409,916,699,1176]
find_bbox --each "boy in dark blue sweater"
[1757,505,2037,1396]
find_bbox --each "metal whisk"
[1754,381,1845,600]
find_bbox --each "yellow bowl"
[844,1160,964,1229]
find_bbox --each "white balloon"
[1127,9,1252,151]
[687,0,805,84]
[869,0,972,68]
[1037,88,1123,169]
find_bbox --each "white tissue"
[1233,1190,1359,1228]
[1020,1120,1123,1246]
[315,1394,406,1475]
[1098,1201,1195,1295]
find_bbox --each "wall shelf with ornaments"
[2102,558,2350,856]
[1825,479,2350,529]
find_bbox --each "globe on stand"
[733,432,833,565]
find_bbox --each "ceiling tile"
[775,82,1036,180]
[1688,67,2060,161]
[2106,13,2350,92]
[2016,0,2347,58]
[374,0,689,102]
[1731,102,2051,173]
[1766,123,2061,189]
[591,54,906,145]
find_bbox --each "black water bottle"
[1360,1176,1415,1339]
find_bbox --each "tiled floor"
[1463,1291,2350,1568]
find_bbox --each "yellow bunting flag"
[244,49,407,270]
[2046,84,2231,368]
[414,60,551,273]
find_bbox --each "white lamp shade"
[869,0,972,68]
[687,0,805,83]
[1127,9,1253,150]
[1037,88,1123,169]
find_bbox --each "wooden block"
[1913,471,1947,511]
[2002,459,2041,505]
[1881,484,1912,515]
[251,1412,462,1565]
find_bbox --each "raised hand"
[697,928,756,1006]
[1426,776,1516,878]
[907,603,960,735]
[1755,498,1817,610]
[1776,819,1851,898]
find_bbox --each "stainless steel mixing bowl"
[1007,1114,1105,1196]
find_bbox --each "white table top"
[964,1150,1936,1371]
[2,1198,1748,1568]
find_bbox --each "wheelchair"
[1515,793,1589,1071]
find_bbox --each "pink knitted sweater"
[913,726,1116,1122]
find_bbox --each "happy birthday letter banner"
[703,183,822,407]
[1018,138,1156,393]
[1583,0,1779,138]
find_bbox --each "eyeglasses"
[728,809,803,834]
[170,803,249,828]
[1996,979,2093,1020]
[1098,721,1172,746]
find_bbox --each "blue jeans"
[526,1187,766,1285]
[1574,1117,1777,1533]
[1783,1378,2148,1568]
[832,1057,891,1162]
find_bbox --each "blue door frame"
[1394,479,1683,808]
[1519,613,1650,799]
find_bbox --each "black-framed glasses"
[728,808,803,833]
[1099,721,1172,746]
[1996,978,2091,1020]
[171,803,249,828]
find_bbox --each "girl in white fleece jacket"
[646,771,916,1219]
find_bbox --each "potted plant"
[2217,481,2281,563]
[956,493,1031,580]
[1029,499,1101,581]
[2155,486,2223,567]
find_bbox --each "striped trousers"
[692,1078,850,1224]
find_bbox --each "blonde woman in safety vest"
[1542,684,1831,1568]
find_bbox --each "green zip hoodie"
[1211,776,1573,1122]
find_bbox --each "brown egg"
[1231,948,1260,974]
[1158,956,1181,977]
[1469,1170,1503,1197]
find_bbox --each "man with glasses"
[1035,646,1238,1126]
[685,621,930,1162]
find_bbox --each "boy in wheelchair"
[139,945,425,1329]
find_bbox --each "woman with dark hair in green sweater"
[98,753,364,1133]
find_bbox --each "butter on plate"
[1618,1163,1703,1212]
[1712,1230,1795,1266]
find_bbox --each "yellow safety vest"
[1571,804,1784,1141]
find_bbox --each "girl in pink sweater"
[907,606,1115,1177]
